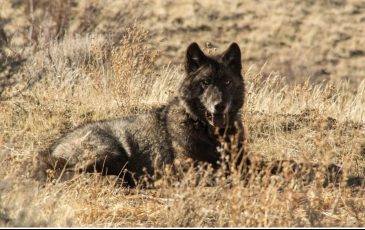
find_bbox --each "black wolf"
[38,42,247,186]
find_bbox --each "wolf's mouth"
[205,111,226,128]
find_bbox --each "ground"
[0,0,365,227]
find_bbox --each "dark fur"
[38,43,247,186]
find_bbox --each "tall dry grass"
[1,0,365,227]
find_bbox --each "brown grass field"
[1,0,365,227]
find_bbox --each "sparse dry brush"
[83,26,160,110]
[1,0,365,227]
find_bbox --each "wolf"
[38,42,247,187]
[37,42,362,188]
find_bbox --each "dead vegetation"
[0,0,365,227]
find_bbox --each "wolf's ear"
[221,43,242,74]
[186,43,207,73]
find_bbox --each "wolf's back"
[38,105,177,182]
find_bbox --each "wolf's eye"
[203,80,211,85]
[225,80,231,85]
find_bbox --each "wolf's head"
[179,42,244,128]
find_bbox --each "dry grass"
[1,0,365,227]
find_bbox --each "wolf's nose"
[214,103,227,113]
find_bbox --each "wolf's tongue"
[212,114,226,127]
